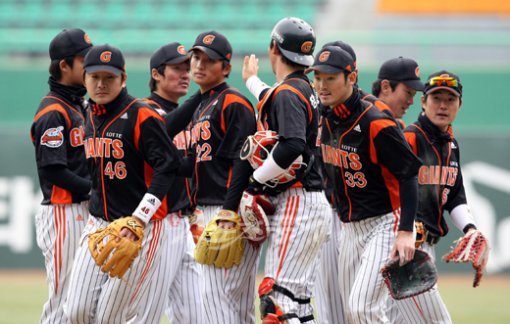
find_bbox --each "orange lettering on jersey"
[111,139,124,159]
[173,131,188,150]
[102,138,112,157]
[348,153,362,171]
[418,165,458,185]
[84,137,124,160]
[201,121,211,140]
[70,126,84,147]
[321,144,363,171]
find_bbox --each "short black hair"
[149,65,167,92]
[371,79,399,97]
[49,56,75,81]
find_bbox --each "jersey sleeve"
[371,121,422,180]
[137,107,181,199]
[216,94,256,160]
[31,108,69,168]
[271,90,307,141]
[444,142,468,212]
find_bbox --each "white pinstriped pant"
[200,205,261,324]
[65,215,171,324]
[35,202,88,324]
[338,212,397,324]
[264,188,331,324]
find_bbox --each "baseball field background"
[1,0,510,322]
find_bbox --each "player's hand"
[242,54,259,82]
[391,230,415,266]
[218,220,236,229]
[119,217,145,241]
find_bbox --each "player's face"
[191,50,230,92]
[153,61,190,103]
[84,71,126,105]
[381,82,417,118]
[422,90,461,132]
[313,71,355,107]
[69,56,86,86]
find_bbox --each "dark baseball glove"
[381,249,438,300]
[443,229,489,287]
[88,216,144,279]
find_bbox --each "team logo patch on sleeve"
[41,126,64,148]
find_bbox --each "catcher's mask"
[240,130,306,186]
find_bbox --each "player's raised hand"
[242,54,259,82]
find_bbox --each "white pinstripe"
[264,189,331,324]
[35,201,88,324]
[200,205,261,324]
[65,215,171,324]
[392,243,452,324]
[313,207,347,324]
[337,212,397,324]
[126,213,204,323]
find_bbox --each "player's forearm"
[398,175,418,231]
[39,165,91,194]
[222,159,252,211]
[245,75,270,101]
[165,90,201,138]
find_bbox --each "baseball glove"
[442,229,489,287]
[88,216,144,279]
[194,209,245,268]
[239,191,274,247]
[381,249,438,300]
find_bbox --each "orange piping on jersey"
[409,124,451,236]
[368,119,398,164]
[50,185,73,204]
[380,165,400,212]
[198,89,231,120]
[338,105,372,222]
[220,93,254,134]
[225,166,233,189]
[33,104,72,129]
[44,96,85,121]
[134,107,165,151]
[404,132,419,155]
[272,84,313,125]
[276,195,299,280]
[131,220,162,303]
[392,209,400,233]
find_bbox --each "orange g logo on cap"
[100,51,112,63]
[84,33,92,44]
[415,66,421,77]
[301,41,313,54]
[319,51,330,62]
[203,35,215,45]
[177,45,186,55]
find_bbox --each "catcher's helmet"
[240,131,306,186]
[271,17,316,67]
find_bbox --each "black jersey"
[31,78,90,205]
[256,71,323,192]
[84,89,179,221]
[320,89,421,224]
[144,93,193,214]
[190,82,256,206]
[404,113,467,237]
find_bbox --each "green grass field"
[1,271,509,323]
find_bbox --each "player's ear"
[151,67,161,81]
[381,79,391,94]
[348,71,357,85]
[223,62,232,77]
[121,73,128,88]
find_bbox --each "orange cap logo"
[415,67,420,77]
[319,51,330,62]
[203,35,215,45]
[177,45,186,55]
[84,33,92,44]
[100,51,112,63]
[226,53,232,60]
[301,41,313,54]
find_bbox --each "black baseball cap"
[378,56,424,91]
[150,42,190,70]
[424,70,463,97]
[84,44,125,77]
[190,31,232,62]
[305,46,355,75]
[323,41,357,68]
[49,28,93,60]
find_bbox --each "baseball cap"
[305,46,355,75]
[49,28,93,60]
[84,44,125,77]
[424,70,463,97]
[323,41,357,68]
[150,42,190,70]
[271,17,316,67]
[378,56,424,91]
[190,31,232,62]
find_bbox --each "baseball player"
[395,71,485,323]
[308,46,422,322]
[65,44,180,323]
[30,28,93,324]
[186,31,259,324]
[242,17,331,324]
[130,42,204,323]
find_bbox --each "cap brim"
[305,65,344,75]
[75,46,92,57]
[85,65,123,77]
[279,47,314,67]
[425,86,461,97]
[165,54,190,65]
[402,79,425,91]
[190,46,224,61]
